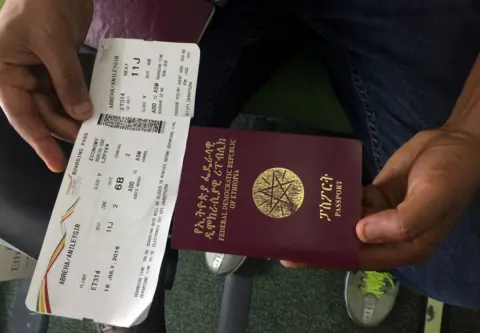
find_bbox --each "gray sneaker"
[205,252,247,276]
[96,324,132,332]
[344,271,399,327]
[96,324,113,332]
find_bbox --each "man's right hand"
[0,0,94,172]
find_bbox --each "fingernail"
[364,223,381,242]
[73,102,93,116]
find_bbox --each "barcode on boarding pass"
[97,113,166,134]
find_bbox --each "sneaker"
[344,271,399,327]
[205,252,247,276]
[96,324,113,332]
[95,324,131,332]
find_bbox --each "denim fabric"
[196,0,480,308]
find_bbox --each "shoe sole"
[344,272,359,324]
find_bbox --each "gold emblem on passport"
[253,168,305,218]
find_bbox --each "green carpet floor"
[0,281,16,333]
[165,251,480,333]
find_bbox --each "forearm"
[446,54,480,141]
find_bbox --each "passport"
[172,127,363,268]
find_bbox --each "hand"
[0,0,94,172]
[282,127,480,270]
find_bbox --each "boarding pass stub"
[26,39,200,327]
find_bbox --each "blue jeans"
[194,0,480,308]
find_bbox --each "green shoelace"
[361,271,395,299]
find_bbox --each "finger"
[356,184,446,244]
[34,93,80,142]
[362,185,390,217]
[280,260,312,269]
[373,131,436,187]
[33,37,92,120]
[357,185,406,244]
[357,132,446,244]
[30,65,54,93]
[280,260,358,271]
[0,86,66,172]
[369,133,436,208]
[357,209,404,244]
[0,64,38,90]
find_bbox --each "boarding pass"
[26,39,200,327]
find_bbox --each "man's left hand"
[282,126,480,270]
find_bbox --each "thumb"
[356,188,442,244]
[356,209,410,243]
[34,38,92,120]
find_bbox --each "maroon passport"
[172,127,363,268]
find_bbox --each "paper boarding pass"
[26,39,200,327]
